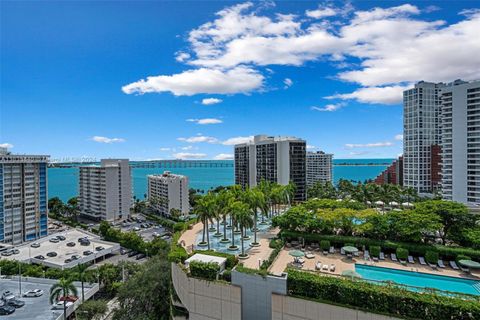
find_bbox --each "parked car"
[0,305,15,315]
[23,289,44,297]
[30,242,40,248]
[2,291,15,301]
[51,301,73,310]
[95,246,105,251]
[34,255,45,260]
[66,242,76,247]
[83,250,93,256]
[64,258,72,263]
[1,251,12,257]
[7,299,25,308]
[71,254,81,260]
[56,235,66,241]
[127,251,137,257]
[46,252,57,257]
[80,239,90,246]
[136,253,146,260]
[49,238,59,243]
[120,248,127,255]
[11,249,19,254]
[59,295,78,302]
[133,227,140,232]
[78,237,87,242]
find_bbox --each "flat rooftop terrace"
[2,228,120,269]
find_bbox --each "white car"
[51,301,73,310]
[23,289,44,297]
[31,242,41,248]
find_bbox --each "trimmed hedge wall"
[287,269,480,320]
[281,230,480,261]
[189,261,219,281]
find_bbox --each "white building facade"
[0,149,49,244]
[306,151,333,188]
[148,171,189,217]
[79,159,131,221]
[234,135,306,201]
[441,80,480,205]
[403,81,444,194]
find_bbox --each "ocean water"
[47,159,393,201]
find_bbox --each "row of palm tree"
[195,182,295,257]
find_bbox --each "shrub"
[396,248,408,260]
[287,269,480,320]
[425,250,439,264]
[194,250,238,269]
[235,264,268,278]
[189,261,218,281]
[320,240,331,251]
[168,231,188,263]
[369,245,380,258]
[173,222,186,232]
[261,239,284,270]
[221,269,232,282]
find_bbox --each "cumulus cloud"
[173,152,207,159]
[345,142,393,148]
[187,118,223,125]
[214,153,234,160]
[122,66,264,96]
[283,78,293,89]
[305,6,337,19]
[91,136,125,143]
[222,135,253,145]
[0,143,13,149]
[311,102,346,112]
[175,52,191,62]
[327,85,410,105]
[181,145,198,151]
[177,135,218,143]
[395,134,404,141]
[201,98,223,105]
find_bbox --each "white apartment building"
[234,135,306,201]
[148,171,189,217]
[79,159,131,221]
[403,81,444,194]
[0,149,49,244]
[441,80,480,205]
[306,151,333,188]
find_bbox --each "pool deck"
[269,248,480,281]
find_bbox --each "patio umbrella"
[289,250,305,258]
[341,270,362,278]
[336,198,343,202]
[402,202,414,208]
[375,201,384,206]
[458,259,480,269]
[342,246,358,254]
[389,201,399,207]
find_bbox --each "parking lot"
[117,216,171,242]
[1,229,120,269]
[0,277,97,320]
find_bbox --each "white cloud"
[122,66,264,96]
[181,145,198,151]
[177,135,218,144]
[159,147,171,151]
[0,143,13,149]
[175,52,191,62]
[173,152,207,159]
[187,118,223,125]
[327,85,410,105]
[394,134,404,141]
[201,98,223,105]
[214,153,234,160]
[91,136,125,144]
[345,142,393,148]
[349,151,370,156]
[222,135,253,145]
[305,7,337,19]
[311,102,345,112]
[283,78,293,89]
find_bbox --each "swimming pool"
[355,264,480,296]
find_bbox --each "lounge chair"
[438,260,446,268]
[449,261,460,270]
[379,252,385,260]
[315,261,322,271]
[461,266,470,273]
[329,246,335,254]
[391,253,398,262]
[347,253,353,259]
[341,248,345,255]
[419,257,427,265]
[354,251,360,257]
[322,264,329,271]
[408,256,415,264]
[298,258,305,264]
[323,249,329,255]
[330,264,336,272]
[305,252,315,259]
[428,262,437,269]
[364,250,370,260]
[400,258,407,265]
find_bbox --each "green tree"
[49,278,79,320]
[235,202,254,257]
[76,300,108,320]
[195,195,215,250]
[76,263,90,302]
[48,197,65,216]
[67,197,80,221]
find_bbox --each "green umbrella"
[341,270,362,278]
[342,246,358,253]
[289,250,305,258]
[458,259,480,269]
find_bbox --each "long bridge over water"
[49,160,234,169]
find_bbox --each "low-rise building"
[79,159,131,221]
[148,171,189,218]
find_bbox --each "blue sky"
[2,1,479,161]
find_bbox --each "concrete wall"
[171,263,242,320]
[271,294,401,320]
[231,270,287,320]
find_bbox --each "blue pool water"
[355,264,480,296]
[194,216,272,254]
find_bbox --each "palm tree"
[285,181,296,207]
[228,201,245,250]
[50,277,78,320]
[76,263,89,302]
[218,190,234,243]
[243,188,265,246]
[195,196,214,250]
[236,202,254,258]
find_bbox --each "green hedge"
[189,261,218,281]
[193,250,238,269]
[396,248,408,260]
[168,231,188,263]
[369,245,380,258]
[281,230,480,261]
[235,264,268,278]
[320,240,330,251]
[261,239,284,270]
[426,251,439,265]
[287,269,480,320]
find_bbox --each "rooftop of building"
[148,171,187,180]
[234,134,305,147]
